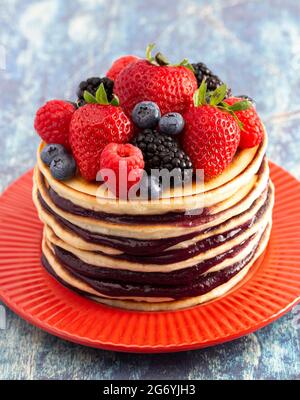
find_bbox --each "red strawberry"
[106,55,139,81]
[114,44,197,116]
[34,100,75,149]
[182,82,250,178]
[69,84,134,181]
[100,143,144,198]
[224,97,264,148]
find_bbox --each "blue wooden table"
[0,0,299,380]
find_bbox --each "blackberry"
[76,77,114,107]
[67,101,78,109]
[132,129,193,173]
[192,62,231,97]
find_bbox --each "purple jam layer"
[116,194,269,264]
[48,186,206,226]
[38,192,201,254]
[38,186,270,260]
[53,233,256,286]
[44,158,266,227]
[42,245,257,299]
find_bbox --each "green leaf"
[83,90,97,104]
[217,103,244,129]
[185,63,195,73]
[146,43,156,63]
[155,52,169,66]
[210,84,227,106]
[227,109,244,130]
[235,116,244,130]
[193,89,200,107]
[111,94,120,106]
[178,58,195,73]
[228,100,251,112]
[193,79,207,106]
[95,83,109,105]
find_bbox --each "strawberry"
[224,97,264,148]
[183,81,251,178]
[114,44,197,116]
[106,55,139,81]
[100,143,144,198]
[69,84,134,181]
[34,100,75,149]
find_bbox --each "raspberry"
[106,56,139,81]
[34,100,75,149]
[100,143,144,198]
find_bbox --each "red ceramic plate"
[0,162,299,353]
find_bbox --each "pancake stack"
[33,130,274,311]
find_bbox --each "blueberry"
[132,101,161,129]
[50,154,76,181]
[158,112,185,136]
[41,144,67,166]
[139,174,161,200]
[236,95,256,108]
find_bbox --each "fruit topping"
[76,77,114,107]
[183,81,251,178]
[158,112,185,136]
[50,153,76,181]
[68,101,78,109]
[224,97,264,148]
[106,55,139,81]
[132,101,161,129]
[69,84,133,181]
[132,129,192,173]
[114,44,197,116]
[34,100,75,150]
[192,62,231,97]
[41,143,67,166]
[100,143,144,198]
[34,44,265,189]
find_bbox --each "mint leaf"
[83,90,97,104]
[95,83,109,105]
[228,100,251,112]
[210,84,227,106]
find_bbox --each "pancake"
[34,178,271,254]
[33,158,270,239]
[33,127,274,311]
[36,132,267,215]
[38,183,273,269]
[41,222,272,311]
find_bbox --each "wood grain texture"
[0,0,300,380]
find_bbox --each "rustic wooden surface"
[0,0,300,380]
